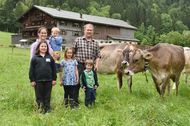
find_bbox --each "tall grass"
[0,46,190,126]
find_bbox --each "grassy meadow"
[0,31,190,126]
[0,31,13,46]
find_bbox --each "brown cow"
[97,43,135,92]
[172,47,190,89]
[97,43,150,93]
[183,47,190,84]
[125,43,185,96]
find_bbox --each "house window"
[31,22,35,26]
[51,21,55,24]
[37,22,41,25]
[60,21,67,26]
[25,23,28,27]
[94,32,99,35]
[72,23,80,28]
[32,32,36,37]
[61,30,67,35]
[72,31,79,36]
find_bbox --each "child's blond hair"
[51,27,60,33]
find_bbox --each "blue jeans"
[85,87,96,107]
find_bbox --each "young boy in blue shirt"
[49,27,63,72]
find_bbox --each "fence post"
[9,44,16,53]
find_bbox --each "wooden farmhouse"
[15,5,138,46]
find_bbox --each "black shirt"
[29,54,57,82]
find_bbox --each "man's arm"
[94,42,101,71]
[72,38,78,55]
[30,43,35,60]
[94,57,100,71]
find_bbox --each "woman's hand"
[83,87,86,91]
[52,80,56,86]
[60,80,63,86]
[31,81,36,87]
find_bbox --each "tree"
[150,3,161,33]
[13,1,28,18]
[135,23,146,43]
[160,13,173,33]
[146,25,158,45]
[159,31,184,45]
[175,20,188,33]
[111,13,121,19]
[182,30,190,46]
[87,1,110,17]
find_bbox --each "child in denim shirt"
[49,27,63,72]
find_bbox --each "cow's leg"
[185,74,188,85]
[167,80,171,96]
[175,81,179,96]
[117,69,123,90]
[127,76,132,93]
[151,75,161,95]
[175,80,180,96]
[172,82,176,89]
[175,75,181,96]
[160,78,170,97]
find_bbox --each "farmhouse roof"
[19,5,137,30]
[108,35,139,42]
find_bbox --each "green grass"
[0,31,13,46]
[1,47,190,126]
[0,33,190,126]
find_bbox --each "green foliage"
[175,20,189,33]
[135,23,146,43]
[111,13,121,19]
[156,30,190,46]
[135,23,158,45]
[159,31,184,45]
[182,30,190,46]
[13,1,29,18]
[87,1,110,17]
[160,13,173,33]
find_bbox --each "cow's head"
[124,49,153,75]
[118,44,137,67]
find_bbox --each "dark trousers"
[85,87,96,107]
[34,81,52,112]
[63,85,76,108]
[74,62,85,104]
[55,63,61,73]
